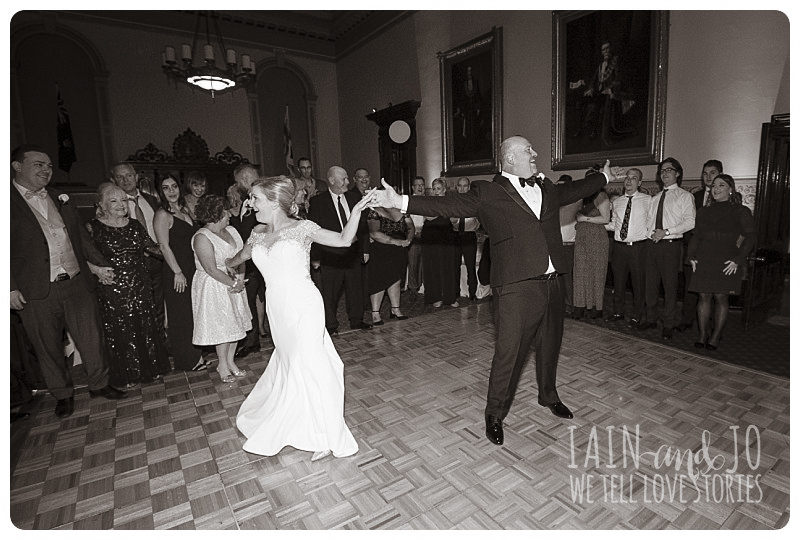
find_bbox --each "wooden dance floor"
[9,303,790,530]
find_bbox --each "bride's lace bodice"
[248,220,320,286]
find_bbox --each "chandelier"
[161,11,256,99]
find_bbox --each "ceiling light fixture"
[161,11,256,99]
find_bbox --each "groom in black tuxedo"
[308,166,372,335]
[374,136,618,445]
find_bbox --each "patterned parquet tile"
[8,302,790,531]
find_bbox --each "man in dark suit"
[110,161,167,349]
[230,163,264,357]
[374,136,617,445]
[451,177,480,301]
[676,159,722,332]
[11,145,124,418]
[308,166,372,335]
[350,167,372,310]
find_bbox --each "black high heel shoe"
[371,311,384,325]
[705,333,722,351]
[389,307,408,320]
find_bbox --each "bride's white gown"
[236,220,358,457]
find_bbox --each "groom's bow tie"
[519,174,544,189]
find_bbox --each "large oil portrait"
[439,27,503,176]
[552,11,668,170]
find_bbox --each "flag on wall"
[283,104,297,177]
[56,84,77,173]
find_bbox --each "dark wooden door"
[742,113,789,329]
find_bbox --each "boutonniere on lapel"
[58,194,70,206]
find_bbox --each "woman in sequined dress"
[190,195,251,383]
[153,174,204,372]
[230,176,376,461]
[90,183,171,388]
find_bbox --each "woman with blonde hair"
[230,175,376,461]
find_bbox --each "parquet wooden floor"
[8,303,790,530]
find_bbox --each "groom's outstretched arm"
[374,179,479,218]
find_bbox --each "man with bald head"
[374,136,619,445]
[308,166,372,335]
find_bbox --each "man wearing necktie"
[110,162,167,347]
[604,168,650,325]
[677,160,722,333]
[451,177,480,300]
[638,158,696,339]
[230,163,266,358]
[11,145,124,418]
[308,166,372,335]
[373,136,620,446]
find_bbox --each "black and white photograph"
[8,8,791,533]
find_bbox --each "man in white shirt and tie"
[308,166,372,334]
[638,158,696,339]
[604,168,651,326]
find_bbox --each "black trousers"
[486,276,565,420]
[680,263,699,326]
[562,243,575,307]
[17,277,109,399]
[644,240,682,328]
[610,241,647,319]
[454,231,478,298]
[319,256,364,331]
[239,269,265,348]
[146,255,165,333]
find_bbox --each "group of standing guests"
[414,176,484,309]
[560,157,756,350]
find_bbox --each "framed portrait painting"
[552,11,668,170]
[439,27,503,176]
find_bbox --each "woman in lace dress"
[190,195,251,383]
[229,176,376,461]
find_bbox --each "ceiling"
[64,10,413,60]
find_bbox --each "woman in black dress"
[154,174,205,371]
[90,183,171,387]
[421,178,459,308]
[687,174,756,350]
[367,206,415,324]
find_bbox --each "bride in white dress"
[229,176,376,461]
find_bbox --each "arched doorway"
[11,18,112,187]
[255,59,318,177]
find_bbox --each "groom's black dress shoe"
[538,398,574,419]
[55,397,75,418]
[485,415,504,445]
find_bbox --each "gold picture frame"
[439,26,503,176]
[552,11,668,170]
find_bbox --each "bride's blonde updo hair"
[250,175,301,218]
